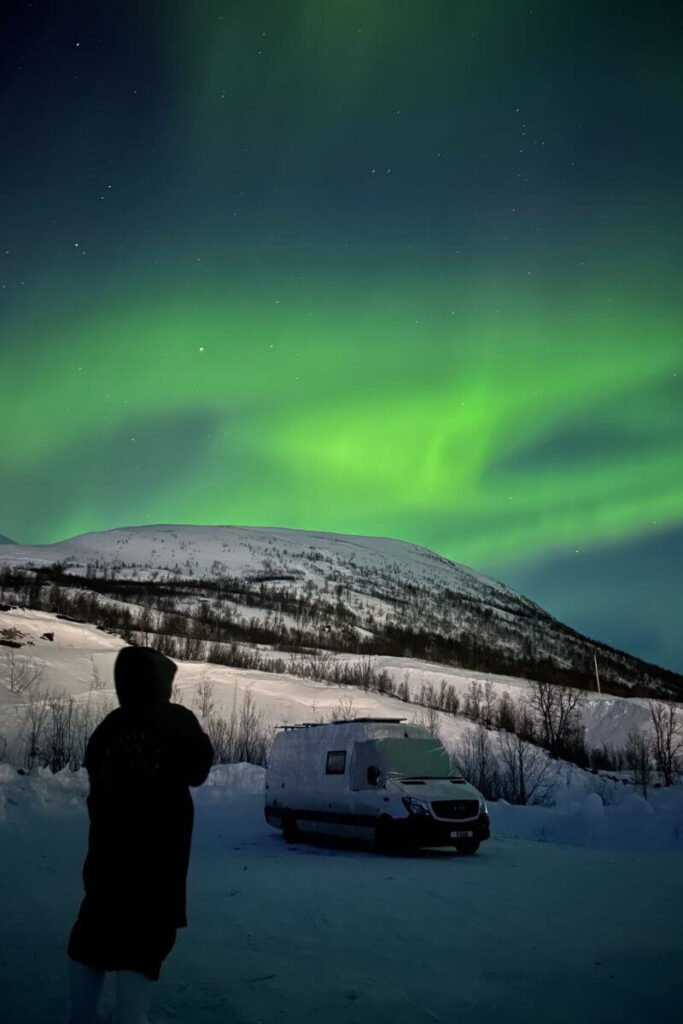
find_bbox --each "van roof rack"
[276,717,407,731]
[331,717,407,724]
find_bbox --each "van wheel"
[375,816,397,854]
[454,838,480,855]
[282,811,300,843]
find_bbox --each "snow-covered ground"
[0,763,681,1024]
[1,608,682,1022]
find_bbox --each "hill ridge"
[0,523,680,698]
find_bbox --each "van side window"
[326,750,346,775]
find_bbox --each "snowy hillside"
[1,524,681,698]
[0,608,678,781]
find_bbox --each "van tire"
[375,816,397,854]
[454,838,480,855]
[282,811,300,843]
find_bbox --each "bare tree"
[305,649,336,682]
[330,695,358,722]
[181,633,204,661]
[411,705,440,735]
[136,605,154,646]
[236,687,269,765]
[89,655,106,691]
[346,656,381,692]
[396,678,410,703]
[4,649,43,695]
[625,729,652,798]
[205,714,232,764]
[43,691,80,772]
[153,631,177,658]
[195,671,215,719]
[26,693,115,773]
[308,700,327,725]
[528,681,585,757]
[648,700,682,787]
[496,730,553,805]
[515,698,538,744]
[21,687,51,771]
[75,698,95,767]
[438,680,459,714]
[496,691,517,733]
[464,681,484,723]
[458,724,499,800]
[481,681,498,727]
[418,682,437,709]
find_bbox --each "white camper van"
[265,718,490,854]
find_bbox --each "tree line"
[2,563,681,699]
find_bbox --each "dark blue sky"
[1,1,681,671]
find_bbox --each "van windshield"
[369,738,452,778]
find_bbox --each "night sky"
[2,1,682,670]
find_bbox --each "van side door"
[348,740,384,842]
[321,746,353,838]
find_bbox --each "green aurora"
[4,270,680,560]
[1,0,681,667]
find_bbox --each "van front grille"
[431,799,479,820]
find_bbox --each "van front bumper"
[396,811,490,847]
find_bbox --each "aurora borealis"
[1,2,682,669]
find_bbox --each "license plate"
[450,830,473,838]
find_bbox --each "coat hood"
[114,645,177,709]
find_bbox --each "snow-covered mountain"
[1,524,681,698]
[0,523,531,606]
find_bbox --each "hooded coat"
[67,646,214,980]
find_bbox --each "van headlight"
[402,797,431,817]
[479,799,488,815]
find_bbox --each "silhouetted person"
[67,646,213,1023]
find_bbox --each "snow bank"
[0,762,264,823]
[0,765,89,822]
[2,760,681,853]
[489,785,683,852]
[194,762,266,804]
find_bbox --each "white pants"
[68,960,153,1024]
